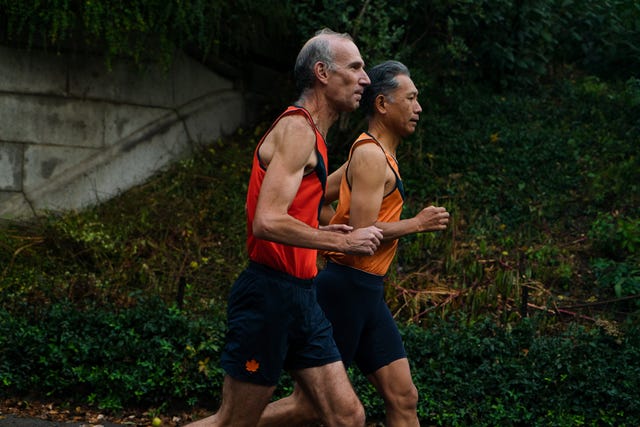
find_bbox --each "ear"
[374,94,387,114]
[315,62,330,85]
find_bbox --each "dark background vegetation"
[1,1,639,426]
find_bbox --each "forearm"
[374,206,449,241]
[374,217,422,242]
[254,214,349,252]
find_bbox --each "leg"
[366,358,419,427]
[294,361,365,427]
[258,382,318,427]
[184,375,276,427]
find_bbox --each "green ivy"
[2,1,639,86]
[0,298,225,410]
[3,305,638,424]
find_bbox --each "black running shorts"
[220,262,341,386]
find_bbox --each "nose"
[415,100,423,114]
[361,70,371,86]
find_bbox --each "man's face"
[385,74,422,137]
[325,39,371,112]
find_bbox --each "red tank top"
[246,106,328,279]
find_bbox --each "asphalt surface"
[0,415,124,426]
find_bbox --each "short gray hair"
[361,60,411,117]
[294,28,354,94]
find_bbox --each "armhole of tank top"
[345,137,375,189]
[257,107,317,172]
[286,108,324,178]
[347,136,399,197]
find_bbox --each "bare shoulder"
[261,113,316,166]
[260,115,316,170]
[270,113,315,144]
[348,141,389,187]
[351,141,387,166]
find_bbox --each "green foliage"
[402,316,640,426]
[1,75,638,421]
[589,213,640,304]
[0,134,253,315]
[412,77,638,227]
[0,1,638,424]
[593,258,640,304]
[285,0,640,89]
[590,213,640,260]
[2,0,639,88]
[0,298,225,411]
[0,0,296,69]
[3,305,638,424]
[380,75,639,326]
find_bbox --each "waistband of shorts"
[325,261,385,286]
[248,261,314,288]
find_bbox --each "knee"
[352,403,366,426]
[386,383,419,413]
[333,400,365,427]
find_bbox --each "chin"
[346,102,359,112]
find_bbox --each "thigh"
[366,358,415,401]
[292,361,362,420]
[212,375,276,427]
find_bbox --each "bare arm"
[252,117,381,255]
[348,144,449,241]
[374,205,450,241]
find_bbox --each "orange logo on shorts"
[245,359,260,373]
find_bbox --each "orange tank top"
[246,106,328,279]
[324,132,405,276]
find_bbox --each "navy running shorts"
[315,261,407,375]
[220,261,342,386]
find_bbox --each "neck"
[367,123,400,157]
[296,94,339,139]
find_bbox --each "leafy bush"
[589,213,640,304]
[285,0,640,89]
[0,135,252,316]
[0,298,225,411]
[0,2,639,424]
[2,303,639,425]
[590,213,640,260]
[2,0,639,89]
[402,316,640,426]
[0,0,296,69]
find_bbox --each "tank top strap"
[346,133,403,199]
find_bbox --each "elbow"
[252,216,273,240]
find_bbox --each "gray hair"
[361,60,411,117]
[294,28,354,95]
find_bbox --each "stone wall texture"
[0,46,245,219]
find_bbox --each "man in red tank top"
[184,29,382,427]
[259,62,450,427]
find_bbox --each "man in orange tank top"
[259,61,450,426]
[185,30,382,427]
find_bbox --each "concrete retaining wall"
[0,46,245,219]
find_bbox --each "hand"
[319,224,353,233]
[344,225,383,255]
[414,206,450,232]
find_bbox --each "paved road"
[0,415,124,426]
